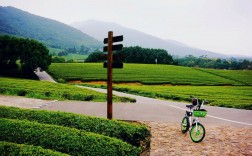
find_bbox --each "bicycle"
[181,96,208,143]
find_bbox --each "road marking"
[75,86,252,126]
[207,115,252,126]
[166,103,252,126]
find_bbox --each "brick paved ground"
[143,122,252,156]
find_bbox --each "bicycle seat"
[186,105,194,109]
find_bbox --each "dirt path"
[34,69,56,82]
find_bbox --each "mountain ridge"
[0,6,102,49]
[72,20,229,58]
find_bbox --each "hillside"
[72,20,227,58]
[0,6,102,49]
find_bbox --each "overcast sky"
[1,0,252,56]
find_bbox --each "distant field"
[48,47,64,55]
[49,48,88,62]
[83,83,252,110]
[0,77,134,102]
[48,63,245,85]
[64,53,88,61]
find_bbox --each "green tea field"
[48,63,252,109]
[0,106,150,155]
[48,63,251,85]
[111,85,252,109]
[198,68,252,85]
[0,77,134,102]
[81,83,252,109]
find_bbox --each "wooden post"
[107,31,113,119]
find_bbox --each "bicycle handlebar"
[189,96,208,110]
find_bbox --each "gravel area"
[143,122,252,156]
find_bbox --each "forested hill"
[0,6,102,49]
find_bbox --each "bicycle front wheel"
[190,123,205,143]
[181,116,189,133]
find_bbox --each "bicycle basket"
[193,109,207,117]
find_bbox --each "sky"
[1,0,252,56]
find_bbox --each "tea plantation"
[1,63,251,154]
[0,106,150,155]
[197,68,252,85]
[48,63,251,85]
[47,63,252,109]
[0,77,135,102]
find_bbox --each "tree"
[58,51,68,56]
[0,35,52,74]
[52,56,65,63]
[116,46,174,64]
[85,52,106,62]
[79,45,90,55]
[0,35,19,67]
[175,55,252,70]
[85,46,174,64]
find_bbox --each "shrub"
[0,106,150,148]
[0,118,140,156]
[0,141,68,156]
[57,78,66,83]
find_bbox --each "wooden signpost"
[103,31,123,119]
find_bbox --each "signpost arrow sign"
[103,44,123,52]
[104,35,123,44]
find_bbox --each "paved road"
[35,69,56,82]
[40,86,252,127]
[34,70,252,127]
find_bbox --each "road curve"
[34,70,252,127]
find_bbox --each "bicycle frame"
[181,97,207,143]
[185,98,205,129]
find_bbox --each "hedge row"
[0,118,140,156]
[0,106,150,148]
[0,141,69,156]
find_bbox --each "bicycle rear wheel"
[181,116,189,133]
[190,123,205,143]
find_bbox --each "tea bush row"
[49,63,242,85]
[0,77,134,102]
[0,106,150,148]
[0,118,140,156]
[197,68,252,85]
[0,141,69,156]
[83,84,252,110]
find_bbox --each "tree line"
[175,55,252,70]
[85,46,174,64]
[85,46,251,70]
[0,35,52,76]
[57,45,93,56]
